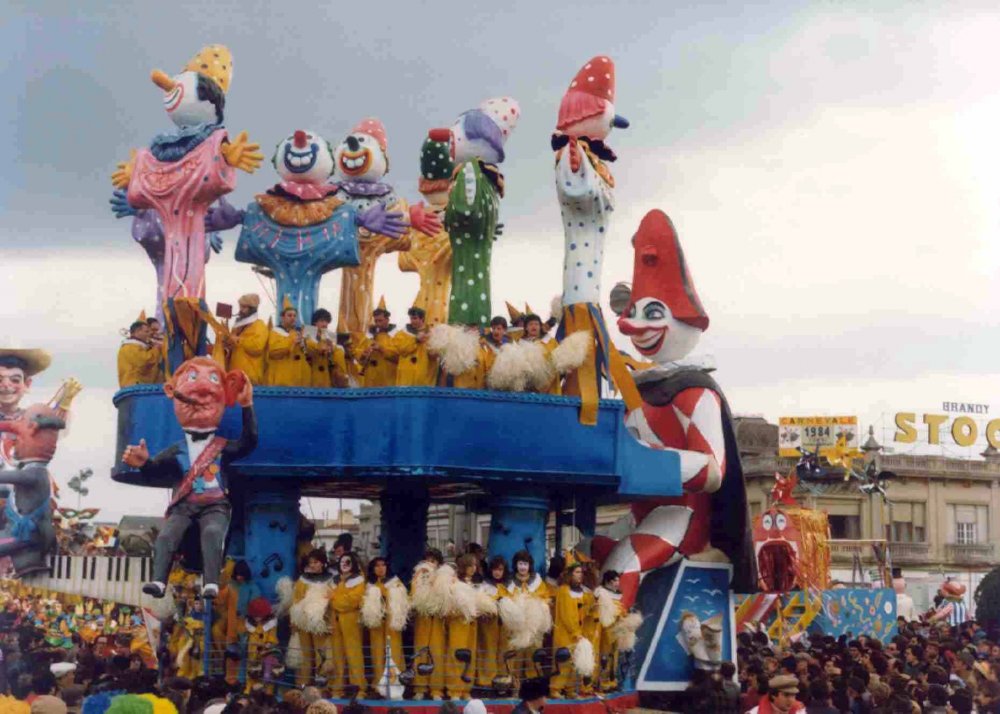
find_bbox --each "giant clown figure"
[597,209,755,607]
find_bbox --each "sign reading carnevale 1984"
[895,402,995,447]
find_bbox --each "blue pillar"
[381,486,429,583]
[243,481,300,601]
[487,492,550,574]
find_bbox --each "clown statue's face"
[273,129,334,185]
[153,70,219,129]
[618,298,702,364]
[333,131,387,183]
[0,366,30,414]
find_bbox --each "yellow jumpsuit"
[352,330,399,387]
[597,588,626,691]
[437,342,490,389]
[476,580,509,688]
[289,576,333,687]
[117,340,161,387]
[411,575,447,699]
[245,617,279,693]
[228,319,269,385]
[175,617,204,679]
[446,581,478,699]
[393,329,438,386]
[580,587,600,695]
[306,336,349,388]
[506,574,550,681]
[366,577,406,695]
[329,574,366,697]
[551,584,587,698]
[266,326,311,386]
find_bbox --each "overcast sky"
[3,1,1000,520]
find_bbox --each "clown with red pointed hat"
[592,209,756,609]
[548,56,640,426]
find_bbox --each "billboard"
[778,416,858,458]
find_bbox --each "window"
[947,504,988,544]
[829,515,861,540]
[890,502,926,543]
[820,501,862,539]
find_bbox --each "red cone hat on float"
[628,209,709,331]
[557,55,616,131]
[351,117,388,153]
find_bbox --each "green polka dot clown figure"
[431,97,519,327]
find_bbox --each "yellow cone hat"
[281,294,295,313]
[505,301,522,321]
[184,44,233,94]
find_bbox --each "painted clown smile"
[283,143,319,173]
[163,85,184,113]
[630,327,666,356]
[339,148,371,176]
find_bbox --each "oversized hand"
[495,222,504,237]
[220,131,264,173]
[122,438,150,468]
[408,202,442,237]
[235,379,253,407]
[112,149,136,189]
[110,189,136,219]
[208,232,224,254]
[205,197,245,232]
[357,203,407,239]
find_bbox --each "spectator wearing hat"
[748,674,803,714]
[49,662,76,692]
[223,293,269,385]
[393,306,437,386]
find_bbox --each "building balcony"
[945,543,996,566]
[887,541,931,564]
[829,539,883,563]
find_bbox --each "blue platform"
[111,386,682,501]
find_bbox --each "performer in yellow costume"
[225,293,269,385]
[361,557,409,697]
[476,556,511,690]
[443,555,483,699]
[502,550,551,682]
[174,613,205,679]
[277,549,333,687]
[245,597,280,694]
[267,296,311,387]
[329,552,367,697]
[595,570,626,691]
[305,308,349,388]
[410,550,447,700]
[397,132,454,327]
[351,298,398,387]
[393,307,437,386]
[117,319,161,387]
[550,562,592,699]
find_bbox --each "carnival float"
[0,45,908,710]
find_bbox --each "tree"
[67,467,93,508]
[975,566,1000,626]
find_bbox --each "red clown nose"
[293,130,308,148]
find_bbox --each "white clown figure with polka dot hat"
[332,117,443,336]
[550,55,639,426]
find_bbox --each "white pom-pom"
[613,611,644,651]
[386,577,410,632]
[429,324,481,375]
[551,331,591,374]
[573,637,596,677]
[487,340,554,392]
[499,595,531,650]
[361,583,385,629]
[275,577,294,617]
